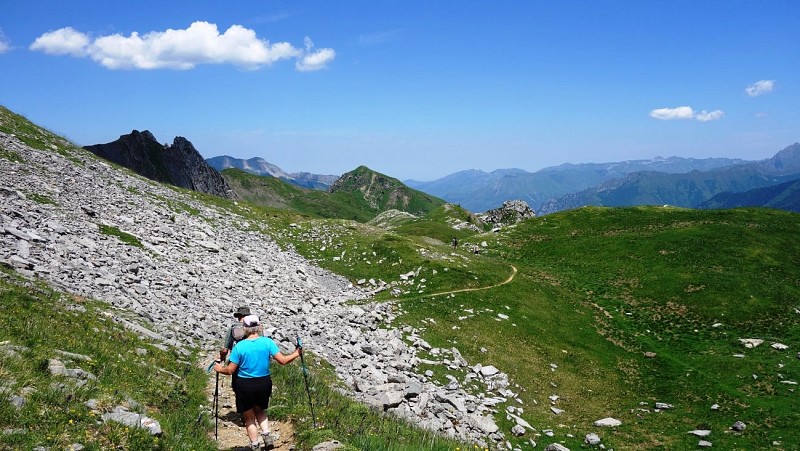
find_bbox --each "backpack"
[231,323,246,343]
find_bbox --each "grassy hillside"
[222,168,381,221]
[283,205,800,450]
[0,268,215,450]
[223,167,446,222]
[330,166,446,217]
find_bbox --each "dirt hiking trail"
[206,371,296,451]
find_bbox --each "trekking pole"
[296,336,318,428]
[206,359,220,441]
[214,371,219,441]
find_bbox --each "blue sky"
[1,1,798,180]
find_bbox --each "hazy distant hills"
[405,156,748,213]
[539,143,800,214]
[207,155,338,190]
[699,178,800,212]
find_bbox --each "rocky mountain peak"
[84,131,235,199]
[477,200,536,226]
[764,142,800,174]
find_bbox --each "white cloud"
[694,110,725,122]
[649,106,724,122]
[30,27,90,56]
[0,29,10,54]
[295,36,335,72]
[296,48,335,72]
[29,21,332,71]
[745,80,775,97]
[649,106,694,120]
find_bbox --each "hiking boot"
[261,432,275,450]
[249,443,261,451]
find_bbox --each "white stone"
[688,430,712,437]
[593,418,622,427]
[739,338,764,348]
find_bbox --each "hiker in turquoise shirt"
[214,314,302,450]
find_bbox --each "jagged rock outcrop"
[477,200,535,226]
[84,130,235,198]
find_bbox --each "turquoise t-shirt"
[229,336,281,378]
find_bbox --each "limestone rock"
[584,433,601,445]
[593,417,622,427]
[101,407,161,436]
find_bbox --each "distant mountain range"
[538,143,800,214]
[206,156,338,190]
[699,178,800,212]
[405,156,750,213]
[88,130,800,218]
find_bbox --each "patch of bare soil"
[206,371,296,451]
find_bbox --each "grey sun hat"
[234,306,251,318]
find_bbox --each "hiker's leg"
[242,408,260,443]
[254,405,270,434]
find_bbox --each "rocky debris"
[477,200,536,226]
[312,441,345,451]
[47,358,97,386]
[739,338,763,348]
[771,343,789,350]
[699,440,712,447]
[1,131,519,446]
[101,406,162,436]
[0,342,28,358]
[732,421,746,432]
[584,432,601,445]
[544,444,570,451]
[367,209,418,229]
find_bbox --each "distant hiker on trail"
[220,306,250,361]
[451,237,458,249]
[214,314,302,451]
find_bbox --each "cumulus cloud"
[649,106,724,122]
[29,21,333,71]
[649,106,695,120]
[745,80,775,97]
[295,37,335,72]
[30,27,91,56]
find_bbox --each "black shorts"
[233,375,272,413]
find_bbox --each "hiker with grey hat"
[214,314,302,451]
[220,306,251,361]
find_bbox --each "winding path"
[427,264,517,297]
